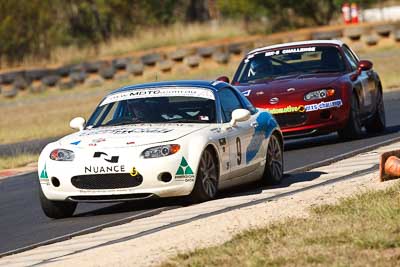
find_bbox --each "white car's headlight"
[50,149,75,161]
[142,144,180,158]
[304,89,335,101]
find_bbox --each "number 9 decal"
[236,137,242,165]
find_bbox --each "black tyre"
[112,57,132,70]
[365,89,386,133]
[1,71,23,84]
[99,64,116,79]
[168,49,188,61]
[2,87,18,98]
[184,55,201,68]
[159,60,173,72]
[263,134,283,185]
[127,63,144,76]
[41,75,61,87]
[59,80,76,90]
[39,187,77,219]
[189,148,219,203]
[212,51,230,64]
[69,71,87,83]
[311,30,342,40]
[56,65,72,77]
[338,92,363,140]
[13,75,30,90]
[25,68,51,81]
[83,60,106,73]
[228,42,244,55]
[197,46,216,57]
[141,53,162,66]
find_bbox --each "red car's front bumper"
[274,101,350,138]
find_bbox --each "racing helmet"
[249,56,273,76]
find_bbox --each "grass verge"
[9,21,248,69]
[162,182,400,267]
[359,45,400,89]
[0,153,37,170]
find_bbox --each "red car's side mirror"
[216,76,230,83]
[357,60,373,74]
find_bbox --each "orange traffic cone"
[380,151,400,181]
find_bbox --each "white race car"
[38,80,283,218]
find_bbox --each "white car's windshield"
[86,87,216,128]
[234,46,346,84]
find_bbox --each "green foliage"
[280,0,381,25]
[0,0,62,63]
[0,0,191,63]
[218,0,382,30]
[218,0,266,18]
[0,0,383,64]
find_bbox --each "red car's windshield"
[234,46,346,84]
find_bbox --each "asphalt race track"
[1,91,399,256]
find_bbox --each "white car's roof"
[248,40,344,55]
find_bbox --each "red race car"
[221,40,385,139]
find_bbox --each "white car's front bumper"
[39,148,197,202]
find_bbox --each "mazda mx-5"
[224,40,385,139]
[38,80,283,218]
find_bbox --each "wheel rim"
[267,135,283,181]
[199,150,218,197]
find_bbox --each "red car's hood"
[235,73,341,108]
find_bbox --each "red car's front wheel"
[338,92,362,140]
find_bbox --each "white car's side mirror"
[70,117,86,131]
[230,109,251,127]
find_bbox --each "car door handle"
[250,122,259,128]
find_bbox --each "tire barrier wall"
[1,22,399,98]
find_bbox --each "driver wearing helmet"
[127,99,155,121]
[248,56,273,79]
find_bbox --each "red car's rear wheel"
[365,89,386,133]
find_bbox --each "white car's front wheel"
[39,187,77,219]
[263,134,283,185]
[189,148,219,203]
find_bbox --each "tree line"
[0,0,381,64]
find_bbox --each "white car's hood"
[58,124,210,148]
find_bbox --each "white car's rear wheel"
[39,187,77,219]
[263,134,283,185]
[189,148,218,202]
